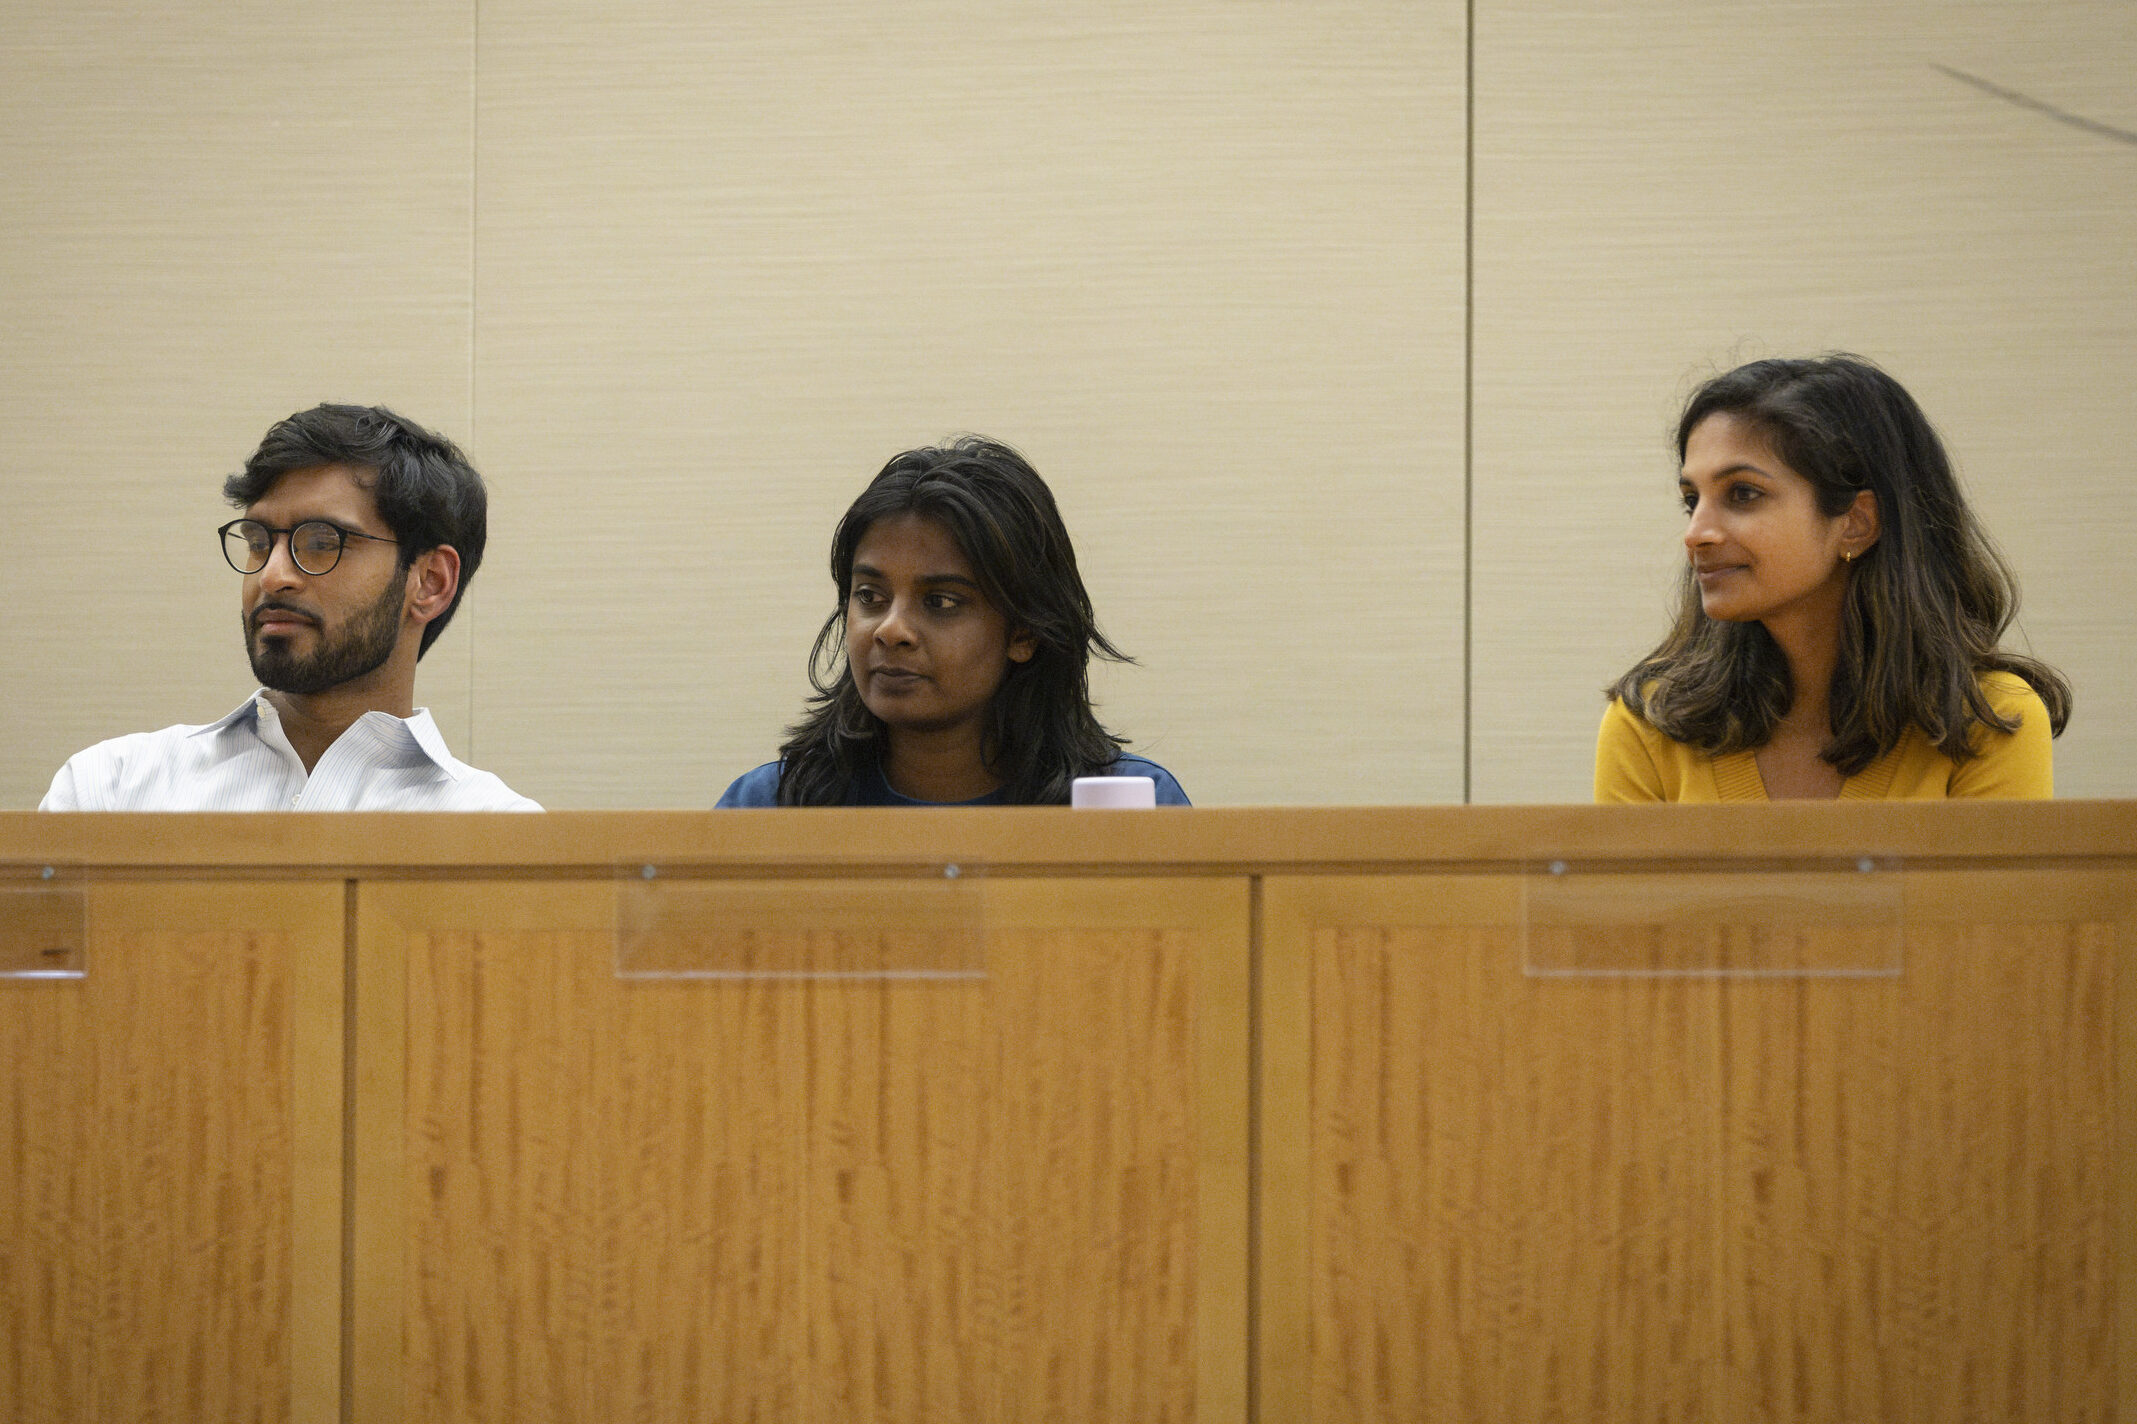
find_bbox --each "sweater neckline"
[1713,740,1904,802]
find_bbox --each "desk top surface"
[2,801,2132,873]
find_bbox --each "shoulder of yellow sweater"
[1977,668,2048,721]
[1601,696,1692,777]
[1602,695,1659,740]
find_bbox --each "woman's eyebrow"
[850,561,979,588]
[1682,463,1772,483]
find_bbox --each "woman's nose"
[1683,499,1721,550]
[874,598,916,644]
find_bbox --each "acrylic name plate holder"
[1522,856,1904,978]
[614,861,987,980]
[0,864,87,980]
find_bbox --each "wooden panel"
[469,0,1468,807]
[0,881,344,1424]
[1264,876,1722,1421]
[1263,867,2132,1422]
[1471,0,2137,801]
[0,2,478,809]
[1701,867,2129,1421]
[358,875,1248,1422]
[0,904,95,1418]
[1712,913,2115,1419]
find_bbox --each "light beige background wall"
[1472,0,2137,802]
[471,0,1467,807]
[1,1,478,804]
[3,1,2130,808]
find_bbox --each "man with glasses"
[40,405,539,810]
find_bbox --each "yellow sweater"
[1594,670,2054,802]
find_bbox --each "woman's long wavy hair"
[775,437,1132,804]
[1610,355,2070,773]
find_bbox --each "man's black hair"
[224,404,486,657]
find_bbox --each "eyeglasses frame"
[218,518,401,577]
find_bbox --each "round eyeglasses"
[219,519,399,576]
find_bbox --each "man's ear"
[1841,489,1881,559]
[1007,628,1038,665]
[405,545,462,629]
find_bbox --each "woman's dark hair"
[223,404,486,658]
[776,436,1131,804]
[1610,354,2070,773]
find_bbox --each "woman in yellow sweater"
[1597,355,2070,802]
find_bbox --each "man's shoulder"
[426,764,544,812]
[41,701,544,812]
[40,717,241,810]
[74,720,221,760]
[341,708,541,810]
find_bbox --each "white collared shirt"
[39,693,542,812]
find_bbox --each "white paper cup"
[1071,775,1157,809]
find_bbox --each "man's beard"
[247,575,404,696]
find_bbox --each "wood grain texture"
[465,0,1467,808]
[351,882,409,1424]
[1470,0,2137,802]
[0,911,95,1420]
[1263,868,2132,1422]
[290,882,348,1424]
[363,875,1248,1422]
[1280,878,1723,1421]
[1712,918,2115,1420]
[0,881,342,1424]
[18,800,2137,875]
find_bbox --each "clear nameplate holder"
[0,865,88,980]
[1522,857,1903,978]
[615,862,986,980]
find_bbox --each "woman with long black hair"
[719,436,1188,806]
[1598,355,2070,801]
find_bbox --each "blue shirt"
[716,754,1190,807]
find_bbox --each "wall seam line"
[466,0,481,760]
[1462,0,1477,804]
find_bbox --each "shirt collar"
[188,692,465,780]
[395,707,466,780]
[191,694,266,738]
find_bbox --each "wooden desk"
[3,804,2132,1422]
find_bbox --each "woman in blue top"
[718,437,1188,806]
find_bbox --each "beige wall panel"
[1471,2,2137,802]
[470,0,1467,807]
[0,2,476,808]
